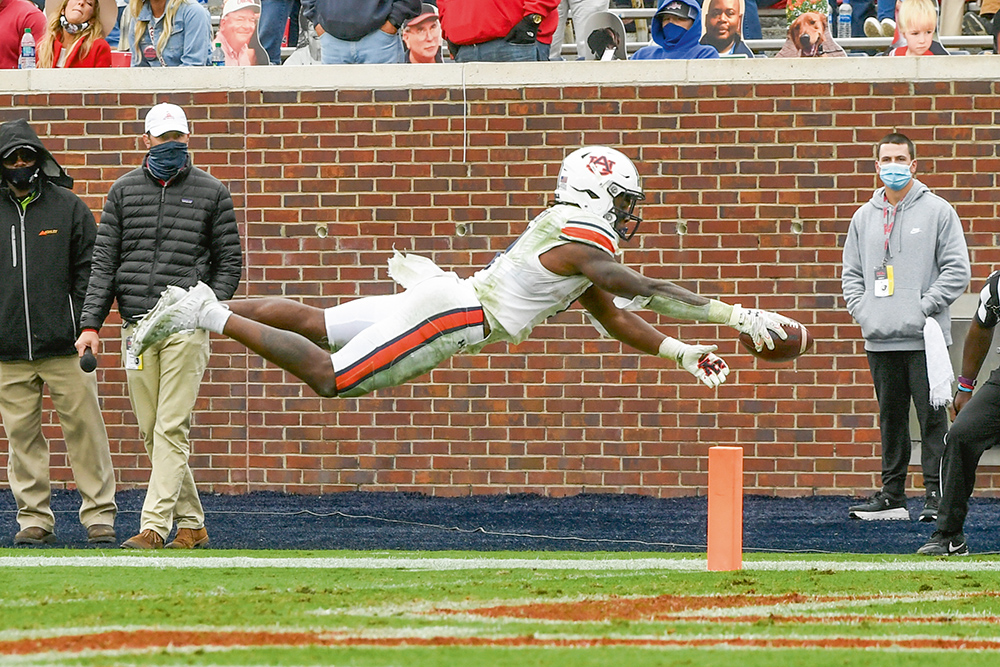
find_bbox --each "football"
[739,320,813,362]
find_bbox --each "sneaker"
[963,11,990,35]
[131,282,217,355]
[121,529,165,550]
[917,530,969,556]
[864,16,882,37]
[848,490,910,520]
[14,526,56,546]
[166,527,210,549]
[919,491,939,522]
[879,18,896,37]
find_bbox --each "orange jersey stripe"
[561,225,616,255]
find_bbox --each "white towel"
[923,317,954,409]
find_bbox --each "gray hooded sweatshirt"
[842,179,970,352]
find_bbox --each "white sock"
[199,303,232,334]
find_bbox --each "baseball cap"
[222,0,261,18]
[144,103,189,137]
[403,2,438,29]
[2,144,38,161]
[660,0,698,21]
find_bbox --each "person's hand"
[76,330,100,356]
[506,15,541,44]
[951,389,972,419]
[314,23,325,36]
[380,20,397,35]
[727,305,793,351]
[660,338,729,388]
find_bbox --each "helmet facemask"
[608,184,644,241]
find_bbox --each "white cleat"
[131,282,217,355]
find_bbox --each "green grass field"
[3,550,1000,666]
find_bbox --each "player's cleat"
[919,491,939,523]
[917,530,969,556]
[131,282,217,355]
[848,490,910,520]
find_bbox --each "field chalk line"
[1,555,998,571]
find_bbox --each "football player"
[128,146,793,398]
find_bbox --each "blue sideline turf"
[1,489,997,554]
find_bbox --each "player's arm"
[540,241,792,349]
[578,284,729,388]
[954,315,996,414]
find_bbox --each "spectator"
[439,0,561,62]
[129,146,802,401]
[0,119,118,547]
[631,0,719,59]
[257,0,296,64]
[774,0,847,58]
[888,0,948,55]
[917,270,1000,556]
[1,0,48,69]
[402,2,442,62]
[37,0,116,68]
[76,104,243,550]
[281,9,321,64]
[301,0,419,64]
[549,0,609,60]
[107,0,126,47]
[863,0,896,38]
[120,0,212,67]
[843,132,970,523]
[216,0,268,65]
[700,0,754,56]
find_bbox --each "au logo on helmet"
[586,154,616,176]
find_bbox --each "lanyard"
[881,195,896,256]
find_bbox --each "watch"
[528,13,543,24]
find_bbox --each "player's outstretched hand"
[728,305,795,351]
[660,337,729,388]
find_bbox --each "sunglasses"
[2,148,38,167]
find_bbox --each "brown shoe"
[14,526,56,546]
[121,529,164,550]
[166,527,209,549]
[86,524,117,544]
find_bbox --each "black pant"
[867,350,947,497]
[937,369,1000,534]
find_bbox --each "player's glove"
[727,305,794,351]
[659,337,730,388]
[506,15,540,44]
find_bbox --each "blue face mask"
[146,141,189,182]
[879,162,912,191]
[662,22,688,43]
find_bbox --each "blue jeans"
[258,0,296,65]
[320,28,403,64]
[107,5,126,49]
[452,38,540,62]
[741,0,781,41]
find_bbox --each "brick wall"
[2,63,999,498]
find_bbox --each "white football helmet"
[554,146,645,240]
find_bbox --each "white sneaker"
[864,16,882,37]
[131,282,217,355]
[880,18,896,37]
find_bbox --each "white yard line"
[0,555,999,571]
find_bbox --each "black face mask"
[2,165,39,190]
[146,141,189,182]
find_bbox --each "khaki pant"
[0,355,117,532]
[122,324,209,540]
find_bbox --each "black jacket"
[80,158,243,329]
[0,120,94,362]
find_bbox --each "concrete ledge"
[3,55,998,94]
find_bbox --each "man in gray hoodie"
[842,132,970,523]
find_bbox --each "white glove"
[659,337,730,388]
[727,305,794,351]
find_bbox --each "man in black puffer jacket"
[77,104,243,551]
[0,119,118,547]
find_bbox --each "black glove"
[587,28,617,58]
[506,15,540,44]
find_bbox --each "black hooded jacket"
[79,152,243,329]
[0,119,95,362]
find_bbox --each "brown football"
[739,320,813,362]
